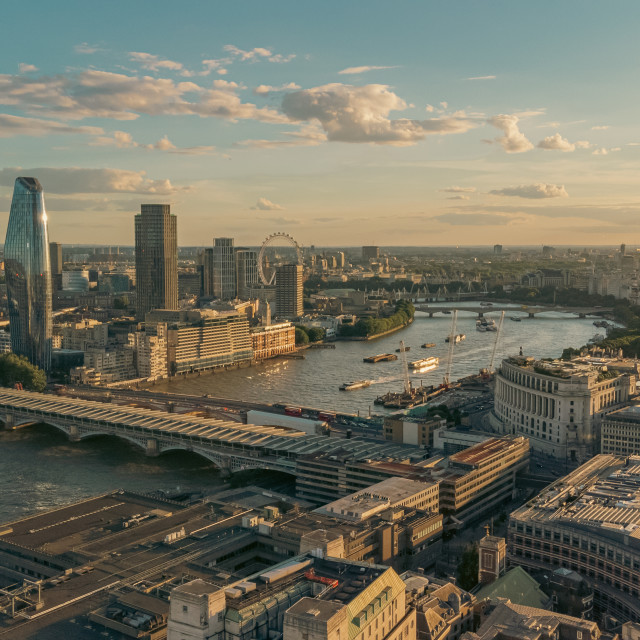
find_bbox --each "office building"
[235,248,258,299]
[251,322,296,360]
[493,244,503,255]
[363,246,380,261]
[508,455,640,622]
[61,269,90,292]
[49,241,62,291]
[276,263,304,319]
[213,237,236,299]
[134,204,178,318]
[199,247,214,297]
[5,177,53,371]
[492,355,635,462]
[128,323,168,379]
[601,405,640,456]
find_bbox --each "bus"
[317,411,336,422]
[284,406,303,417]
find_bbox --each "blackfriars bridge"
[0,388,414,475]
[414,304,612,318]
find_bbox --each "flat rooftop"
[449,436,528,467]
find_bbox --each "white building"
[491,355,635,463]
[129,323,168,380]
[62,270,90,292]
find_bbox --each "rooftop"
[449,436,528,467]
[474,567,550,609]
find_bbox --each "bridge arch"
[75,431,149,453]
[155,445,225,470]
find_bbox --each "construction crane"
[443,310,458,386]
[399,340,411,395]
[488,310,506,373]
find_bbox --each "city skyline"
[1,1,639,246]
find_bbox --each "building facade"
[5,177,53,371]
[235,248,258,299]
[61,270,90,292]
[276,264,304,319]
[213,237,236,299]
[600,405,640,456]
[251,322,296,360]
[199,247,214,297]
[135,204,178,318]
[492,356,635,463]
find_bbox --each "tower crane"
[399,340,411,395]
[488,310,506,373]
[443,310,458,386]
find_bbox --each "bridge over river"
[0,388,416,475]
[414,304,613,318]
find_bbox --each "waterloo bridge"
[0,388,414,475]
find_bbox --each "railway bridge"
[0,388,413,475]
[414,304,613,318]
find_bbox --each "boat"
[510,316,522,322]
[421,343,436,348]
[445,334,465,343]
[476,320,487,332]
[340,380,373,391]
[409,356,439,372]
[363,353,398,363]
[485,320,497,332]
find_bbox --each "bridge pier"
[579,313,586,318]
[528,312,535,319]
[3,413,14,430]
[477,312,484,318]
[145,438,159,457]
[68,424,80,442]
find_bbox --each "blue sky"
[1,1,639,246]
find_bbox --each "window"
[183,605,188,613]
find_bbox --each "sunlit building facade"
[4,177,53,371]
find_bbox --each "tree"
[113,295,130,309]
[457,544,479,591]
[307,327,325,342]
[295,327,310,345]
[0,353,47,392]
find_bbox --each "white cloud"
[488,114,534,153]
[489,183,569,199]
[0,69,286,123]
[0,167,183,195]
[74,42,100,54]
[237,124,327,149]
[338,65,399,75]
[18,63,38,73]
[281,83,478,145]
[129,51,184,72]
[253,82,301,96]
[575,140,591,149]
[0,114,103,138]
[224,45,272,61]
[467,75,496,80]
[593,147,621,156]
[250,197,284,211]
[591,125,610,130]
[440,186,476,193]
[92,131,215,155]
[537,133,575,152]
[447,195,470,200]
[425,104,435,112]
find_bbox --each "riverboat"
[421,343,436,348]
[339,380,373,391]
[363,353,398,363]
[409,356,439,372]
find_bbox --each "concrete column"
[145,438,159,457]
[3,413,14,430]
[68,424,80,442]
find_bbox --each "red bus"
[317,411,336,422]
[285,406,303,417]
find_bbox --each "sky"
[1,0,640,247]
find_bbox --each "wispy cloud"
[489,183,568,199]
[92,131,215,155]
[223,45,295,63]
[253,82,301,96]
[0,114,103,138]
[338,65,399,75]
[467,75,496,81]
[74,42,101,54]
[440,186,476,193]
[250,197,284,211]
[18,63,38,73]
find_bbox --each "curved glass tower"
[5,177,53,371]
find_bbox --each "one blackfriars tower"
[5,177,53,371]
[135,204,178,318]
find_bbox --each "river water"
[0,303,602,522]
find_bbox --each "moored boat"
[340,380,373,391]
[409,356,439,371]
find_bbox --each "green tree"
[0,353,47,392]
[457,544,479,591]
[295,327,310,345]
[113,295,130,309]
[307,327,326,342]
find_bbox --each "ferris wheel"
[257,232,303,286]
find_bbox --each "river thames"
[0,303,604,522]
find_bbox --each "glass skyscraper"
[4,177,53,371]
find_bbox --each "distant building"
[213,237,236,299]
[542,245,555,258]
[478,532,507,584]
[601,405,640,456]
[49,241,62,291]
[384,415,446,448]
[199,247,214,297]
[0,331,11,353]
[493,244,503,255]
[251,322,296,360]
[98,272,130,293]
[363,245,380,261]
[135,204,178,318]
[276,263,304,319]
[178,271,201,297]
[5,177,53,371]
[62,270,90,292]
[235,248,258,299]
[129,323,167,379]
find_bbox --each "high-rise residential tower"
[5,177,53,370]
[275,264,303,319]
[235,248,258,299]
[212,237,236,299]
[135,204,178,318]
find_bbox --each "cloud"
[129,51,184,72]
[591,125,610,130]
[92,131,215,155]
[281,83,478,145]
[440,186,476,193]
[467,75,496,80]
[488,114,533,153]
[0,167,183,195]
[18,63,38,73]
[338,65,399,75]
[447,195,470,200]
[0,69,286,123]
[489,183,569,199]
[253,82,301,96]
[0,114,103,138]
[537,133,576,152]
[432,212,522,226]
[74,42,100,54]
[250,197,284,211]
[592,147,621,155]
[237,124,327,149]
[223,45,294,63]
